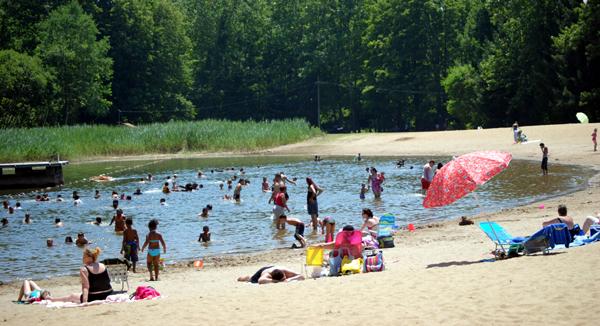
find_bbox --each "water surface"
[0,156,593,282]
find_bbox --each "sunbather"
[581,212,600,235]
[542,205,574,230]
[237,266,304,284]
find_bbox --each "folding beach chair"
[479,221,526,259]
[523,223,571,255]
[304,246,324,278]
[330,230,363,276]
[102,258,130,291]
[377,213,396,248]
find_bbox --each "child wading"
[121,218,140,273]
[141,219,166,281]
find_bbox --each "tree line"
[0,0,598,131]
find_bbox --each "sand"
[1,123,599,325]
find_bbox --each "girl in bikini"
[141,219,167,281]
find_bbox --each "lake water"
[0,156,593,282]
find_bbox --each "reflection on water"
[0,156,593,282]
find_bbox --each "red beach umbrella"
[423,151,512,208]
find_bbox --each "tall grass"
[0,119,322,162]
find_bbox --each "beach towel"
[134,286,161,300]
[35,293,132,309]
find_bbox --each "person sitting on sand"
[542,204,574,230]
[198,225,211,242]
[17,280,51,303]
[110,209,127,233]
[76,232,89,246]
[279,215,306,248]
[581,212,600,235]
[237,266,304,284]
[50,248,114,303]
[360,208,379,237]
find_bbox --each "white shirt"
[422,164,434,182]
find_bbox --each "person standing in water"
[367,167,384,199]
[421,160,435,194]
[233,179,246,202]
[110,209,127,233]
[592,128,597,152]
[540,143,549,175]
[306,177,324,231]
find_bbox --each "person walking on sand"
[592,128,597,152]
[421,160,435,194]
[540,143,549,175]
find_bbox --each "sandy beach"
[1,123,599,325]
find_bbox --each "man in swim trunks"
[421,160,435,194]
[110,209,127,233]
[237,266,304,284]
[121,218,139,272]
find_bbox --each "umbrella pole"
[474,192,507,256]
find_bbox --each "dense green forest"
[0,0,598,131]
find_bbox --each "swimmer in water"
[76,232,89,246]
[198,207,209,218]
[94,190,101,199]
[55,218,64,227]
[262,177,270,192]
[198,226,211,242]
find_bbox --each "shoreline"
[1,122,599,325]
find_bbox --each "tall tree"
[36,1,112,125]
[110,0,194,123]
[0,50,53,127]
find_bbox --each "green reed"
[0,119,322,162]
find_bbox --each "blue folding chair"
[479,221,526,259]
[376,213,396,248]
[523,223,571,255]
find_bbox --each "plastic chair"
[479,221,526,259]
[524,223,571,255]
[304,246,324,278]
[102,258,130,291]
[377,213,396,248]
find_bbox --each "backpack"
[363,250,385,272]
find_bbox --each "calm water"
[0,156,593,282]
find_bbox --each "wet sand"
[1,122,599,325]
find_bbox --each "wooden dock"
[0,161,69,190]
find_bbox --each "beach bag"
[363,250,385,273]
[341,256,363,275]
[377,235,395,248]
[133,286,161,300]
